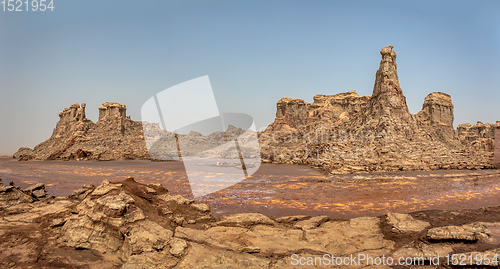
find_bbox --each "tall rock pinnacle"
[372,46,399,97]
[366,46,413,130]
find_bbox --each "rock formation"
[458,121,500,168]
[13,103,150,161]
[261,46,494,173]
[495,122,500,168]
[99,102,127,121]
[417,92,454,127]
[14,102,252,162]
[458,121,497,152]
[0,178,499,268]
[268,91,370,132]
[0,179,47,209]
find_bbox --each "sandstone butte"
[13,46,500,173]
[1,178,499,268]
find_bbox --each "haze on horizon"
[1,0,499,155]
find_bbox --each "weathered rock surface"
[1,179,499,268]
[495,122,500,168]
[0,179,52,209]
[215,212,275,227]
[427,222,491,241]
[13,102,150,161]
[267,90,371,132]
[261,46,495,173]
[416,92,454,127]
[176,243,270,269]
[293,215,329,230]
[276,214,310,223]
[458,121,497,152]
[392,242,453,261]
[24,183,46,198]
[387,212,430,233]
[0,182,35,209]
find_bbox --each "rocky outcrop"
[261,46,494,173]
[14,104,251,162]
[1,179,499,268]
[386,212,430,233]
[365,45,416,133]
[0,179,46,209]
[99,102,126,121]
[416,92,459,147]
[495,122,500,168]
[11,147,33,159]
[0,180,35,209]
[427,222,491,241]
[58,103,87,122]
[417,92,454,127]
[458,121,498,152]
[267,90,370,132]
[13,102,150,161]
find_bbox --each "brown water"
[0,158,499,219]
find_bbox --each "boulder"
[168,238,188,257]
[24,183,46,198]
[122,220,173,255]
[68,184,95,200]
[215,213,275,227]
[0,180,35,209]
[293,215,329,230]
[386,213,430,233]
[275,215,310,223]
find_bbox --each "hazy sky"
[1,0,499,155]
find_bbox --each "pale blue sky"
[1,0,499,155]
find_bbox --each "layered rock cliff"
[457,121,498,152]
[496,123,500,168]
[267,91,370,132]
[13,103,150,161]
[261,46,494,173]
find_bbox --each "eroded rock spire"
[366,45,413,126]
[373,45,399,97]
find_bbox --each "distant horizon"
[1,0,499,155]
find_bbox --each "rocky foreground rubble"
[0,178,498,268]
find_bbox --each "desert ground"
[1,157,498,219]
